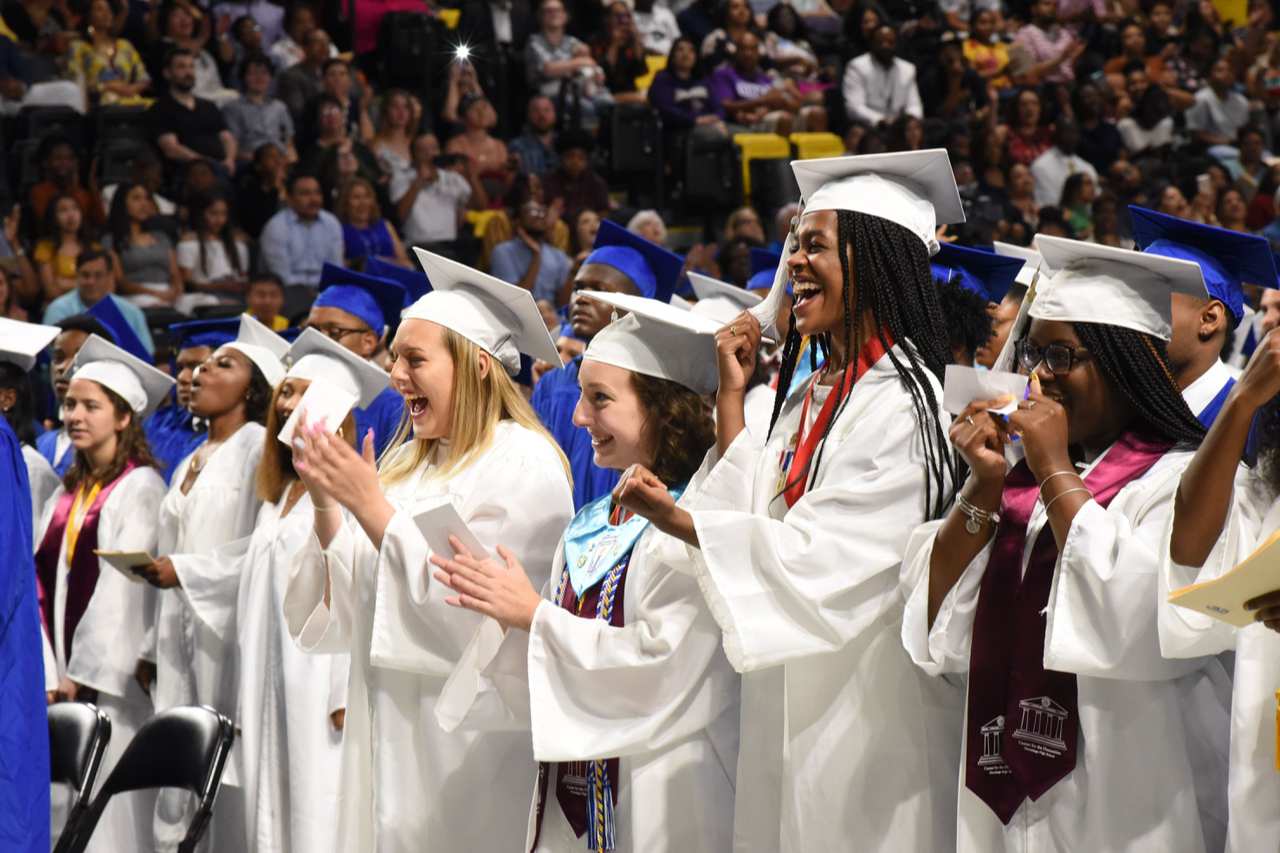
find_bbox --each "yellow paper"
[93,550,156,584]
[1168,528,1280,628]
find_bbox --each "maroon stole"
[34,462,138,660]
[530,555,632,851]
[964,432,1172,824]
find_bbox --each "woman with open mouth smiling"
[611,151,968,852]
[284,250,574,853]
[902,236,1232,852]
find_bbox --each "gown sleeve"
[284,522,358,654]
[171,533,254,642]
[685,388,941,672]
[67,469,166,698]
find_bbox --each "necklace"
[188,438,224,474]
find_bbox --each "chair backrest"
[49,703,111,853]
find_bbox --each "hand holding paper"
[277,377,358,447]
[943,365,1028,416]
[94,550,157,584]
[1169,528,1280,628]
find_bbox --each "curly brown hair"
[62,384,160,490]
[631,372,715,487]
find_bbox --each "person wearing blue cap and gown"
[144,319,240,483]
[531,219,685,510]
[38,316,120,477]
[1130,206,1280,427]
[306,263,408,459]
[0,320,62,534]
[929,243,1024,366]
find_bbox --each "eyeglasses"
[320,105,342,116]
[1014,339,1090,375]
[310,324,368,341]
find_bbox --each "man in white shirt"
[842,24,923,128]
[1030,118,1098,207]
[390,134,486,256]
[1186,57,1250,159]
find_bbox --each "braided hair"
[935,276,995,365]
[1071,322,1207,446]
[768,210,958,519]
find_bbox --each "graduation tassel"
[587,759,616,851]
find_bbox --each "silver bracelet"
[956,493,1000,534]
[1043,487,1091,513]
[1038,470,1080,494]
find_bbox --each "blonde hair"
[257,381,357,503]
[379,327,571,486]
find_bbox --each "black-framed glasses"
[1014,339,1090,375]
[311,324,368,341]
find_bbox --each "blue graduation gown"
[0,418,51,853]
[144,405,208,484]
[36,427,72,477]
[530,358,619,511]
[356,385,406,460]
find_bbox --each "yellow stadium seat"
[732,132,790,204]
[634,54,667,91]
[439,8,461,29]
[790,132,845,162]
[466,209,499,239]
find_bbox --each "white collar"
[1180,358,1233,417]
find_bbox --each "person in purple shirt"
[708,32,813,135]
[649,36,730,139]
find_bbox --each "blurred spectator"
[271,1,333,70]
[337,177,410,268]
[920,35,990,125]
[1003,89,1052,166]
[440,56,486,125]
[0,264,28,320]
[1168,27,1217,94]
[1246,163,1280,229]
[1262,187,1280,245]
[842,4,882,60]
[227,16,272,92]
[592,1,648,104]
[259,172,344,295]
[1217,186,1250,232]
[42,249,154,354]
[1104,22,1168,81]
[627,209,667,245]
[66,0,150,106]
[526,0,611,125]
[650,36,727,138]
[1155,183,1193,219]
[245,272,288,329]
[102,153,176,217]
[35,194,97,304]
[372,89,421,179]
[509,94,561,175]
[146,48,237,181]
[678,0,722,47]
[0,205,38,311]
[1010,0,1083,86]
[3,0,72,80]
[1006,161,1040,232]
[1059,171,1096,237]
[314,57,372,144]
[701,0,759,70]
[446,93,515,209]
[1117,79,1174,154]
[724,205,766,243]
[714,32,816,135]
[766,201,797,253]
[146,1,237,105]
[633,0,679,55]
[717,235,758,288]
[277,27,348,123]
[0,30,82,114]
[30,135,106,229]
[765,4,825,90]
[1247,32,1280,124]
[543,131,609,229]
[478,172,571,270]
[1091,193,1126,247]
[235,142,288,238]
[177,190,250,298]
[391,134,486,252]
[212,0,285,48]
[843,25,922,129]
[299,92,351,169]
[888,114,924,151]
[490,199,573,304]
[571,207,600,256]
[1223,123,1270,195]
[963,9,1011,90]
[102,181,185,309]
[1074,82,1123,175]
[313,136,384,209]
[456,0,535,60]
[1186,57,1250,156]
[939,0,1002,35]
[1030,118,1097,206]
[222,53,296,164]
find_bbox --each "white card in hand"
[94,550,156,583]
[413,502,493,564]
[277,377,359,446]
[943,365,1028,416]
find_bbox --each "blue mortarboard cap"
[583,219,685,303]
[367,257,433,306]
[929,242,1024,304]
[85,298,151,363]
[747,247,786,292]
[1131,206,1278,326]
[314,263,408,333]
[168,318,239,352]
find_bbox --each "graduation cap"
[1130,206,1278,327]
[993,241,1047,290]
[579,290,722,394]
[69,334,175,417]
[314,263,408,335]
[792,150,966,257]
[168,318,239,353]
[285,327,392,409]
[0,318,58,371]
[582,219,686,303]
[366,256,433,307]
[747,247,784,292]
[85,297,152,363]
[407,248,562,375]
[223,315,290,387]
[930,242,1025,304]
[1033,234,1208,341]
[688,272,763,325]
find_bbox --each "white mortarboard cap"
[69,334,175,417]
[407,248,561,375]
[579,290,720,394]
[994,241,1048,289]
[285,327,392,409]
[688,273,763,325]
[223,315,289,387]
[0,318,58,370]
[669,294,694,311]
[1032,235,1208,341]
[792,150,965,257]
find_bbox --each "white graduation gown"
[1160,466,1280,853]
[149,422,264,853]
[23,443,59,540]
[436,525,741,852]
[901,446,1232,853]
[39,466,166,853]
[283,421,574,853]
[676,345,965,853]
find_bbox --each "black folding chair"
[49,703,112,853]
[62,705,234,853]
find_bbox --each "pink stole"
[34,462,138,661]
[964,432,1172,823]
